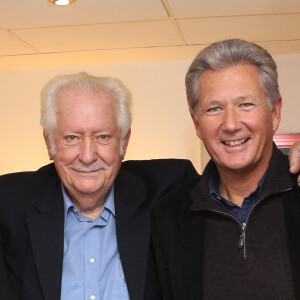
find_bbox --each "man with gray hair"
[0,72,198,300]
[152,39,300,299]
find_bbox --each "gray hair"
[40,72,132,155]
[185,39,281,116]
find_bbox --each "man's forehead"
[56,86,114,105]
[197,65,265,99]
[200,63,259,79]
[54,86,118,125]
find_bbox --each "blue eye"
[206,106,222,114]
[208,107,221,112]
[68,135,76,140]
[97,135,112,144]
[65,135,79,142]
[239,102,257,111]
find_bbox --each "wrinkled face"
[192,64,281,174]
[44,87,130,200]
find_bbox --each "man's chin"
[77,186,103,195]
[71,182,106,196]
[217,156,255,172]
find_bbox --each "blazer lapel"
[27,169,64,300]
[114,171,150,300]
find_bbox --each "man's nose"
[79,138,97,164]
[222,106,242,132]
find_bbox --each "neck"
[217,164,268,207]
[67,189,109,221]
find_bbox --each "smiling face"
[44,87,130,205]
[191,63,281,175]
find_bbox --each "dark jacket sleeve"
[151,205,174,300]
[151,176,201,300]
[0,172,32,300]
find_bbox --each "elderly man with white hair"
[0,73,198,300]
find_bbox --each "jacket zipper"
[238,223,246,258]
[204,209,247,258]
[204,187,292,260]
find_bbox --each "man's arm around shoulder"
[290,141,300,186]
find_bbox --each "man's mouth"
[223,138,249,147]
[70,163,108,172]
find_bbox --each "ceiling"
[0,0,299,70]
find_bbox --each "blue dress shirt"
[60,184,130,300]
[209,167,267,223]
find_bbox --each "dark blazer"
[0,159,198,300]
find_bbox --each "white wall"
[0,61,199,175]
[276,54,300,133]
[0,54,299,175]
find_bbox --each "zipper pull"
[238,223,246,249]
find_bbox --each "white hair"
[40,72,132,155]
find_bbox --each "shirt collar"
[208,165,267,204]
[62,183,115,223]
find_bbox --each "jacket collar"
[259,145,294,197]
[190,144,294,212]
[27,163,64,300]
[189,159,222,212]
[113,164,150,300]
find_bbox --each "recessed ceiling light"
[49,0,76,6]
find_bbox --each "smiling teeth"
[224,139,247,146]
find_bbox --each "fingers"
[289,140,300,186]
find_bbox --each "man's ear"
[272,98,282,132]
[43,130,54,160]
[190,109,203,140]
[121,129,131,160]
